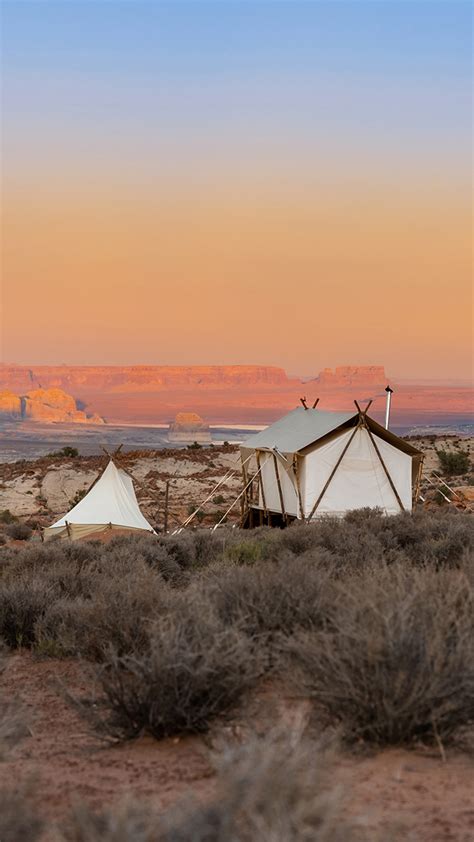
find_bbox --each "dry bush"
[285,565,474,746]
[0,541,175,656]
[34,571,175,660]
[201,557,334,643]
[0,577,56,647]
[0,785,43,842]
[79,600,263,741]
[61,732,365,842]
[5,522,33,541]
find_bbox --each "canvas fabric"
[44,460,155,541]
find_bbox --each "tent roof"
[241,407,357,455]
[48,460,154,533]
[241,406,423,458]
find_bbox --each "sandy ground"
[1,653,473,841]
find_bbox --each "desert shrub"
[159,530,199,570]
[0,510,17,524]
[35,576,176,661]
[47,446,79,458]
[80,601,263,741]
[203,557,334,644]
[107,535,184,584]
[377,509,473,567]
[436,449,470,476]
[5,523,32,541]
[0,786,43,842]
[285,565,474,746]
[0,578,56,647]
[213,494,225,504]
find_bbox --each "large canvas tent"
[43,460,155,541]
[240,405,423,525]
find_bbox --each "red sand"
[2,652,473,840]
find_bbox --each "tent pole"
[414,456,424,505]
[164,480,170,533]
[363,420,405,511]
[272,452,287,524]
[255,451,268,519]
[306,423,360,522]
[292,456,305,520]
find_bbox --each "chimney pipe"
[385,385,393,430]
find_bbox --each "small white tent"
[43,460,155,541]
[240,406,423,525]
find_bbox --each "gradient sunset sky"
[2,1,472,379]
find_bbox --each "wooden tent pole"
[272,452,287,523]
[164,480,170,533]
[255,451,268,517]
[363,421,405,512]
[293,455,305,520]
[306,423,360,522]
[414,455,425,505]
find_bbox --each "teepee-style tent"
[240,403,423,526]
[43,459,156,541]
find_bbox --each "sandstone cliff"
[0,364,289,393]
[0,387,104,424]
[0,390,22,419]
[315,366,387,387]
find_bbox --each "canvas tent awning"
[240,407,356,457]
[43,459,155,541]
[241,406,421,459]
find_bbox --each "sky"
[1,0,472,379]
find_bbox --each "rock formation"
[315,366,387,387]
[0,390,22,419]
[0,364,288,393]
[168,412,212,444]
[0,387,104,424]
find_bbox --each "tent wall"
[258,451,299,517]
[301,427,412,517]
[43,523,152,542]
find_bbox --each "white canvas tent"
[240,406,423,524]
[43,460,156,541]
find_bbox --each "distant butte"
[0,364,471,426]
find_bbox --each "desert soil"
[1,653,473,842]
